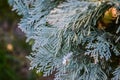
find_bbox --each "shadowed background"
[0,0,54,80]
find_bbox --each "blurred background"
[0,0,54,80]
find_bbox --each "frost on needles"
[9,0,120,80]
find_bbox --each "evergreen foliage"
[9,0,120,80]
